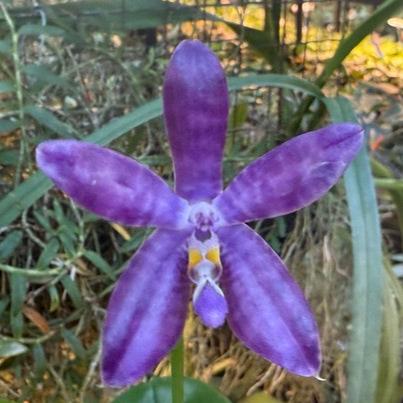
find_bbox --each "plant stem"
[170,336,184,403]
[0,263,65,277]
[0,2,28,187]
[374,178,403,190]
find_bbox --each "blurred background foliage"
[0,0,402,402]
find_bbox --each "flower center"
[187,229,228,328]
[188,201,222,231]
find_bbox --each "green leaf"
[47,285,60,312]
[58,230,76,256]
[0,118,20,133]
[228,74,324,99]
[2,0,210,34]
[25,105,79,138]
[46,0,208,31]
[326,96,383,403]
[61,328,87,360]
[60,275,83,309]
[0,172,52,228]
[88,98,162,145]
[37,238,60,268]
[0,297,9,317]
[52,198,64,223]
[0,38,11,54]
[84,250,115,280]
[0,80,15,93]
[376,265,401,403]
[0,341,28,358]
[114,377,230,403]
[0,149,19,165]
[32,343,47,378]
[23,64,70,89]
[0,230,23,260]
[18,24,66,37]
[10,273,27,338]
[33,211,53,233]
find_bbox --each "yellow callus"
[188,248,202,268]
[206,247,221,266]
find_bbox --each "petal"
[36,140,190,229]
[102,229,190,387]
[193,283,228,328]
[213,123,364,223]
[217,224,320,376]
[163,40,229,202]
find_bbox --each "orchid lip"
[187,226,228,326]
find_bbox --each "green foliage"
[114,377,230,403]
[1,0,210,33]
[376,263,402,403]
[0,340,28,358]
[326,97,384,403]
[0,231,22,260]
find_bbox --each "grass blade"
[228,74,324,99]
[376,263,401,403]
[0,173,52,228]
[25,105,79,138]
[2,0,209,32]
[326,96,383,403]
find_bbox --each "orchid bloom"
[36,40,363,387]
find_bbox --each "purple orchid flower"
[36,40,363,388]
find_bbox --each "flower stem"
[170,336,184,403]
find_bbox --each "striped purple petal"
[36,140,190,229]
[217,224,320,376]
[163,40,229,202]
[102,229,190,387]
[213,123,363,224]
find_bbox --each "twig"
[47,362,72,402]
[1,331,56,345]
[79,343,102,403]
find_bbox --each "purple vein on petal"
[102,229,190,387]
[217,224,321,376]
[163,40,229,202]
[36,140,191,229]
[213,123,364,224]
